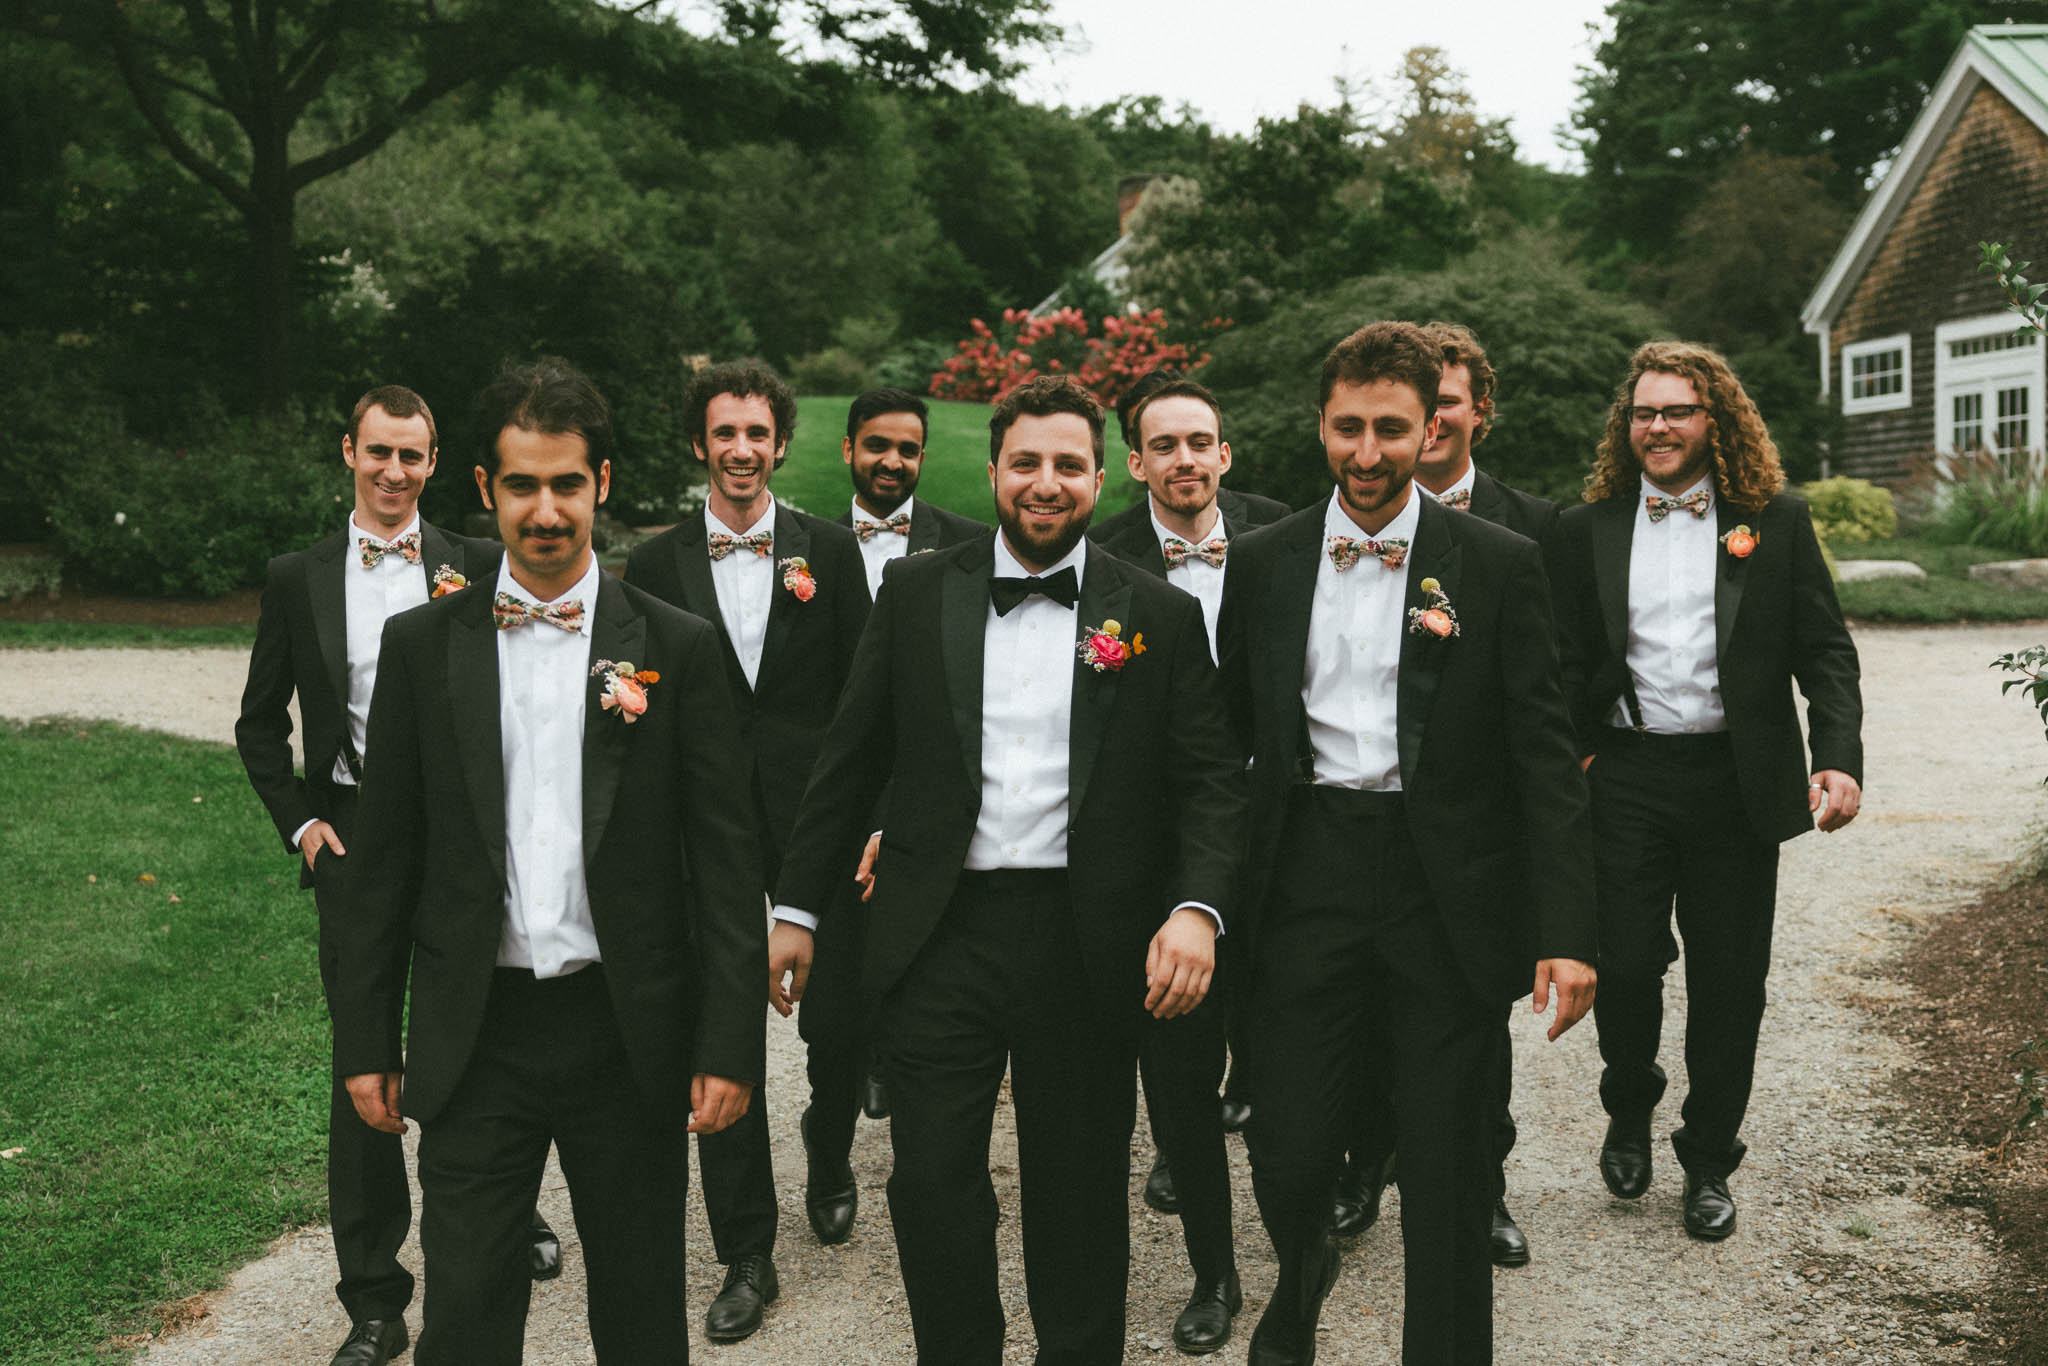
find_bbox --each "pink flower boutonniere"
[1720,525,1759,559]
[431,564,469,598]
[590,658,660,724]
[1077,618,1146,673]
[1406,577,1461,638]
[780,556,817,601]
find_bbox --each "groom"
[768,374,1247,1365]
[331,358,766,1364]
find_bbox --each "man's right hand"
[301,820,346,872]
[855,831,882,903]
[345,1072,406,1134]
[768,922,815,1018]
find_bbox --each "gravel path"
[5,621,2041,1364]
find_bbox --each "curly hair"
[1419,321,1496,444]
[1583,341,1786,512]
[685,359,798,469]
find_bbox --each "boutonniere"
[1406,577,1460,638]
[590,658,659,724]
[1077,618,1145,672]
[430,564,468,598]
[780,556,817,601]
[1720,525,1759,559]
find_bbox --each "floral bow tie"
[854,513,912,542]
[492,592,585,633]
[359,531,422,568]
[1437,489,1473,511]
[1162,536,1228,569]
[708,529,774,560]
[1645,489,1711,523]
[1328,536,1409,572]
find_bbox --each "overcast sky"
[1010,0,1617,169]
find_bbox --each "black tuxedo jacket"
[236,522,500,879]
[1218,495,1595,1005]
[624,505,870,865]
[1465,468,1558,546]
[1087,486,1291,577]
[774,538,1248,1015]
[329,573,767,1126]
[1552,486,1863,845]
[833,495,988,552]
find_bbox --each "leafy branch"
[1979,240,2048,336]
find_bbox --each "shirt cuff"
[1173,901,1225,937]
[290,818,318,852]
[771,905,819,931]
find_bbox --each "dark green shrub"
[1919,451,2048,557]
[1801,477,1898,543]
[788,347,875,396]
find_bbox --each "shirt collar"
[1322,483,1422,544]
[851,494,912,526]
[1644,475,1716,510]
[1431,464,1478,503]
[707,502,776,540]
[349,511,421,550]
[494,554,600,635]
[993,529,1088,589]
[1149,499,1222,549]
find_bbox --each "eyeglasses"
[1628,405,1704,427]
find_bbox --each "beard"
[997,500,1092,571]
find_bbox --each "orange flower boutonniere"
[1720,525,1759,559]
[590,658,660,724]
[780,556,817,601]
[431,564,469,597]
[1077,618,1146,672]
[1406,577,1461,638]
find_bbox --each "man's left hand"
[1533,958,1597,1041]
[689,1075,754,1134]
[1144,906,1216,1020]
[1810,769,1861,833]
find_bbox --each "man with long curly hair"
[1552,341,1864,1241]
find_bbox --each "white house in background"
[1031,174,1161,315]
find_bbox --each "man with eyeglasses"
[1551,341,1863,1242]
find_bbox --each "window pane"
[1955,392,1984,451]
[1997,386,2031,451]
[1850,347,1903,399]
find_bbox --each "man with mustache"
[1553,341,1862,1241]
[330,357,764,1363]
[1088,370,1287,1354]
[767,374,1246,1365]
[624,359,870,1338]
[235,384,557,1366]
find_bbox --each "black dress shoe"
[1172,1270,1242,1355]
[530,1209,563,1281]
[1598,1115,1652,1200]
[1489,1199,1530,1267]
[1143,1151,1181,1214]
[330,1318,407,1366]
[1329,1156,1387,1238]
[1682,1173,1737,1240]
[802,1104,858,1245]
[861,1068,890,1120]
[705,1253,779,1342]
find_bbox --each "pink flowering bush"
[929,306,1226,408]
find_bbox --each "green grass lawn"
[0,622,257,650]
[1833,537,2048,623]
[0,720,329,1364]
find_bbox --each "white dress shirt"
[1430,464,1478,506]
[852,495,917,597]
[493,556,603,978]
[706,505,776,690]
[1152,501,1225,663]
[1302,488,1421,792]
[1615,476,1726,735]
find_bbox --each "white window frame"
[1840,332,1912,415]
[1934,312,2046,455]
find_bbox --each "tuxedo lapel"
[418,520,458,589]
[581,574,642,870]
[1266,510,1322,776]
[1069,545,1133,822]
[1467,469,1507,524]
[756,505,808,685]
[941,536,994,793]
[1713,494,1749,667]
[1592,495,1635,661]
[670,513,748,697]
[1396,498,1461,789]
[1110,512,1169,579]
[447,588,508,883]
[906,499,941,554]
[310,532,351,719]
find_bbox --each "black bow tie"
[990,566,1079,616]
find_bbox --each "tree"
[14,0,1051,413]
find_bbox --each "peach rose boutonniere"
[431,564,469,597]
[1077,618,1146,673]
[590,658,660,724]
[1406,577,1461,639]
[1720,525,1759,559]
[780,556,817,601]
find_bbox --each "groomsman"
[234,385,555,1366]
[1088,370,1285,1354]
[623,359,869,1334]
[1339,322,1560,1265]
[838,386,989,596]
[1218,322,1595,1365]
[331,357,765,1363]
[1553,341,1862,1240]
[768,375,1247,1365]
